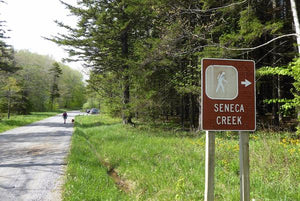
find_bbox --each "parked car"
[90,108,99,114]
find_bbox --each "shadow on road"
[0,162,66,168]
[0,130,72,143]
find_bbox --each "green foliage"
[289,58,300,134]
[14,50,56,111]
[257,58,300,108]
[5,50,87,113]
[1,77,21,118]
[86,72,121,116]
[257,58,300,132]
[0,1,17,73]
[289,58,300,93]
[59,64,86,109]
[219,6,283,48]
[257,66,290,76]
[172,65,201,95]
[2,76,20,93]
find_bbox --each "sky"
[1,0,88,79]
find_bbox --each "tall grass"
[64,115,300,201]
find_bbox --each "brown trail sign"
[202,58,255,201]
[201,58,256,131]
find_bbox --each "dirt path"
[0,111,81,201]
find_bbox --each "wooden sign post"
[201,58,255,201]
[239,131,250,201]
[204,131,215,201]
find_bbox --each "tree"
[49,62,62,111]
[2,77,20,119]
[0,1,17,73]
[50,0,159,124]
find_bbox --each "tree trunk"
[198,95,202,131]
[189,94,195,130]
[122,74,132,124]
[272,76,279,128]
[7,91,11,119]
[278,75,283,124]
[121,26,132,125]
[180,95,185,129]
[290,0,300,130]
[272,0,279,128]
[51,91,54,111]
[290,0,300,54]
[50,77,55,111]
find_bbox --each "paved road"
[0,111,81,201]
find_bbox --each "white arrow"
[241,79,252,87]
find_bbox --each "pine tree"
[50,0,158,124]
[0,1,16,73]
[49,62,62,111]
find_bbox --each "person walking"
[63,111,68,124]
[216,72,227,94]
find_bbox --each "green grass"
[64,115,300,201]
[0,111,62,133]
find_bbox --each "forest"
[49,0,300,133]
[0,48,86,118]
[1,0,300,133]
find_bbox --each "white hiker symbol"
[216,72,227,93]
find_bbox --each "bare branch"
[256,41,288,63]
[219,33,300,51]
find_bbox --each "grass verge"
[64,114,300,201]
[0,111,62,133]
